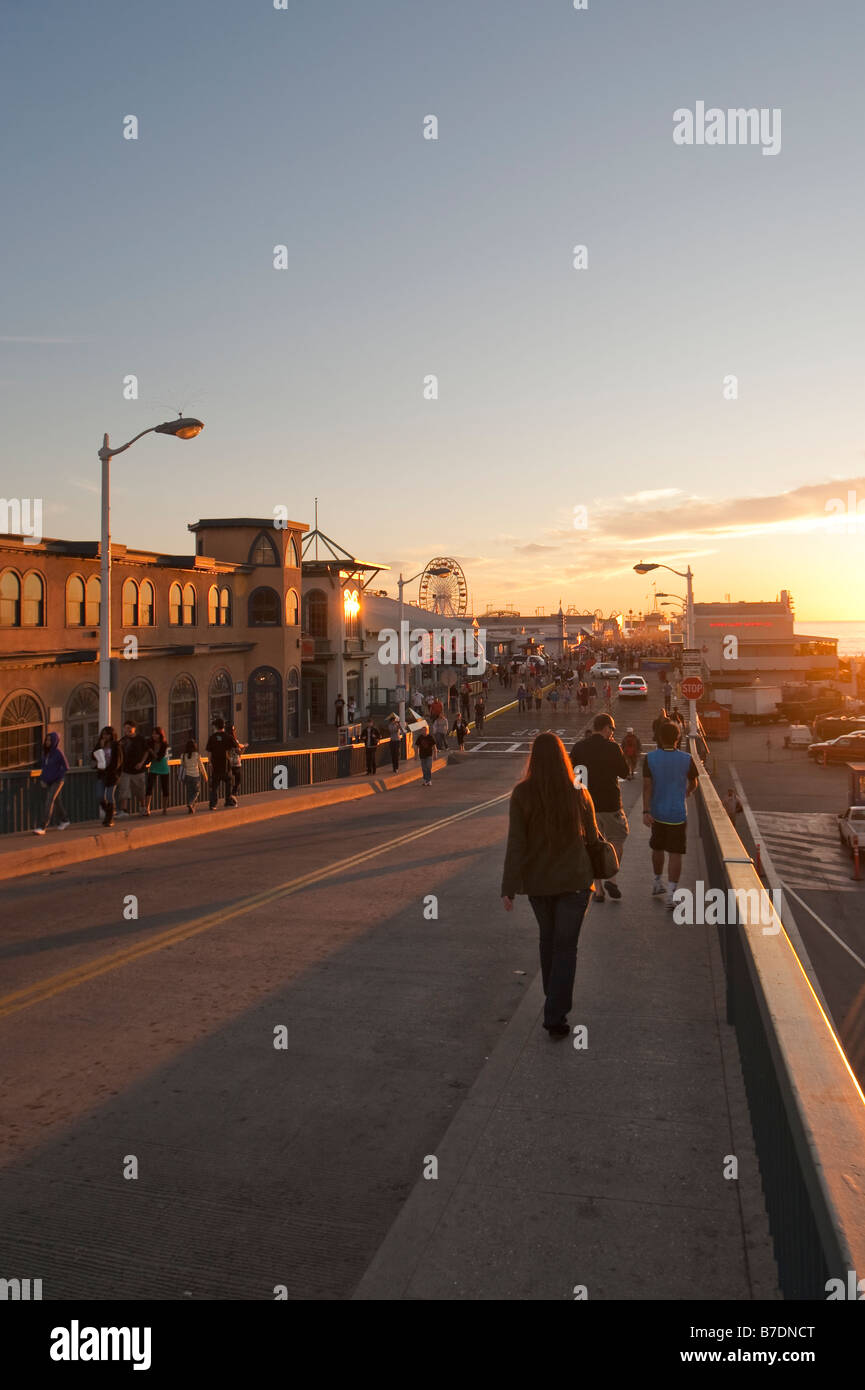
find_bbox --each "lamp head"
[154,416,204,440]
[633,562,657,575]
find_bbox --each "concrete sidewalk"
[0,755,447,883]
[354,782,780,1300]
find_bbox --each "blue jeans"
[184,776,201,807]
[96,780,116,810]
[420,755,433,783]
[528,890,591,1028]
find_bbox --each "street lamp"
[397,566,449,729]
[634,561,697,736]
[97,416,204,729]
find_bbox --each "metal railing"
[0,737,407,836]
[693,737,865,1298]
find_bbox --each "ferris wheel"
[417,557,469,617]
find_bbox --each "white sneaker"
[58,821,70,830]
[33,827,46,836]
[651,881,666,896]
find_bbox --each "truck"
[838,804,865,855]
[722,686,783,724]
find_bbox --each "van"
[784,725,812,748]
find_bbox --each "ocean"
[795,621,865,657]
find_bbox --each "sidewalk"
[354,782,780,1300]
[0,755,446,884]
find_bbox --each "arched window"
[121,578,139,627]
[303,589,328,638]
[288,536,300,568]
[249,531,278,567]
[139,580,155,626]
[286,588,300,625]
[209,669,233,729]
[169,582,182,625]
[249,587,281,626]
[21,572,45,626]
[0,692,44,769]
[286,667,300,739]
[122,679,156,738]
[169,675,197,752]
[182,583,196,626]
[0,570,21,627]
[249,667,281,743]
[66,575,85,626]
[66,684,99,767]
[219,586,232,626]
[208,585,219,626]
[85,576,101,626]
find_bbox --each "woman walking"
[180,738,207,813]
[501,733,600,1038]
[228,724,244,798]
[144,726,170,815]
[92,726,122,828]
[432,713,449,752]
[33,732,70,835]
[453,712,469,751]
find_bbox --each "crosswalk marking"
[753,811,862,893]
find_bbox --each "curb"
[0,757,447,883]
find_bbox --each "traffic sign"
[681,676,704,700]
[395,685,407,701]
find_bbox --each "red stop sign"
[681,676,704,700]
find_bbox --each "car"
[591,662,621,680]
[618,675,648,700]
[784,724,813,749]
[808,733,865,764]
[838,805,865,853]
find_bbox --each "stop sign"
[681,676,704,700]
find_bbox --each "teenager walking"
[180,739,207,812]
[643,720,699,909]
[92,726,122,828]
[501,732,600,1039]
[33,732,70,834]
[144,727,170,815]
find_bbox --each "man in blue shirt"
[642,720,699,908]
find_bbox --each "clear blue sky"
[3,0,864,618]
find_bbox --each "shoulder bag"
[576,790,619,880]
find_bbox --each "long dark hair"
[519,732,583,849]
[151,726,167,758]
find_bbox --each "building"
[693,592,838,689]
[0,516,307,769]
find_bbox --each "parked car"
[784,724,813,748]
[618,675,648,700]
[838,804,865,852]
[591,662,621,680]
[808,733,865,764]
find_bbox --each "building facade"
[693,592,839,689]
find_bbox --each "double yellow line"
[0,792,510,1022]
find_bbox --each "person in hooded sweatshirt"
[33,732,70,835]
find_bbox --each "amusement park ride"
[416,557,469,617]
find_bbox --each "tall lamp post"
[97,417,204,729]
[634,562,696,736]
[396,566,448,729]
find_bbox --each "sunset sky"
[3,0,864,620]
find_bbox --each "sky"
[2,0,864,621]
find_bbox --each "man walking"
[117,719,150,817]
[622,727,642,778]
[361,715,380,774]
[387,714,403,773]
[643,720,700,909]
[569,713,630,903]
[415,726,437,786]
[474,695,485,731]
[334,693,345,727]
[206,716,239,809]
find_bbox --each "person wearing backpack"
[622,727,642,779]
[33,732,71,835]
[228,724,244,798]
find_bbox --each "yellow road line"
[0,791,511,1021]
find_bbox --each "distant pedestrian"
[517,683,528,713]
[579,682,589,712]
[361,715,380,774]
[206,716,239,809]
[335,694,345,726]
[117,719,150,817]
[429,695,444,723]
[180,738,207,813]
[723,788,743,825]
[453,713,469,750]
[412,686,424,712]
[228,724,244,797]
[622,727,642,778]
[387,715,403,772]
[460,681,471,718]
[548,688,559,714]
[563,685,572,715]
[448,684,459,714]
[144,726,170,815]
[663,680,673,708]
[643,721,700,909]
[33,732,70,834]
[588,682,597,709]
[534,690,542,712]
[603,680,612,707]
[92,726,122,828]
[415,727,437,786]
[651,708,669,745]
[432,714,449,751]
[501,732,600,1039]
[474,696,486,731]
[347,696,357,724]
[569,713,629,903]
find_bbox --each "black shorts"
[649,820,687,855]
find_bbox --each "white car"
[591,662,621,680]
[784,724,812,748]
[618,675,648,700]
[838,805,865,853]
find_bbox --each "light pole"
[396,567,448,729]
[634,562,696,736]
[97,416,204,729]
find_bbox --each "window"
[169,582,182,625]
[286,588,300,625]
[122,578,139,627]
[182,583,196,626]
[286,667,299,739]
[21,572,45,626]
[208,585,219,626]
[0,570,21,627]
[304,589,327,638]
[219,586,232,626]
[249,587,281,626]
[66,684,99,767]
[140,580,155,626]
[169,675,197,752]
[66,575,85,626]
[249,667,280,742]
[207,585,232,626]
[0,692,44,769]
[288,536,299,568]
[85,576,101,626]
[209,670,233,729]
[249,532,278,567]
[122,679,156,738]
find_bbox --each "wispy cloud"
[0,335,89,344]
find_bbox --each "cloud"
[0,335,89,344]
[515,541,562,554]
